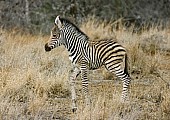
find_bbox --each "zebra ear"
[55,16,62,29]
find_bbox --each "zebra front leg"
[69,66,80,112]
[80,61,90,107]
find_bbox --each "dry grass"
[0,18,170,119]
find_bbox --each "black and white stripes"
[45,16,131,112]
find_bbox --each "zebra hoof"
[45,43,51,52]
[72,107,77,113]
[120,97,129,103]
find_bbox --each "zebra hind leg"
[105,64,131,102]
[69,67,80,112]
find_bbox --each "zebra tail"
[124,53,130,76]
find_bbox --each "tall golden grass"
[0,18,170,119]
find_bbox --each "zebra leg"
[80,61,90,106]
[105,64,131,102]
[69,66,80,112]
[114,66,131,102]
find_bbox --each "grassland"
[0,19,170,120]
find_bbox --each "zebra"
[45,16,131,112]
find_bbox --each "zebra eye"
[53,34,57,37]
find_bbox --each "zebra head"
[45,16,64,52]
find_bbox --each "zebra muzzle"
[45,43,52,52]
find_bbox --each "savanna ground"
[0,18,170,120]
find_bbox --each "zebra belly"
[88,62,102,70]
[89,67,99,70]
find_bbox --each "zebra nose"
[45,43,51,52]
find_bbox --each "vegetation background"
[0,0,170,119]
[0,0,170,33]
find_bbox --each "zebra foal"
[45,16,131,112]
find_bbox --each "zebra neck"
[67,39,88,54]
[67,39,90,63]
[66,33,89,51]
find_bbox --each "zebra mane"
[60,17,89,40]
